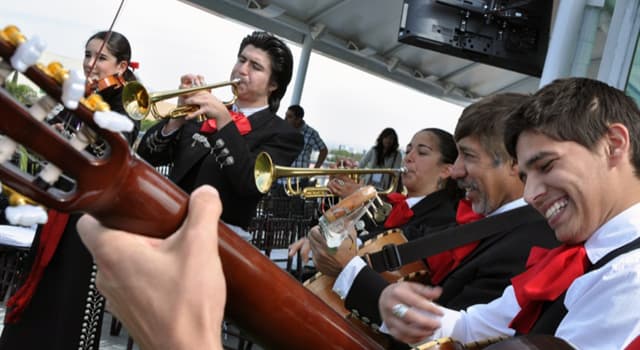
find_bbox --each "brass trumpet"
[254,152,406,198]
[122,78,241,120]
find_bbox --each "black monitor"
[398,0,553,77]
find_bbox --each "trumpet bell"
[122,81,150,121]
[255,152,276,194]
[121,79,240,121]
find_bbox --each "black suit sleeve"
[136,119,176,167]
[344,265,390,326]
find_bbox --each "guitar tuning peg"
[28,95,58,122]
[0,61,12,84]
[11,35,46,73]
[0,135,18,163]
[2,185,47,226]
[0,25,26,46]
[2,184,40,207]
[62,69,86,109]
[5,205,48,226]
[40,61,68,83]
[81,93,110,112]
[94,110,134,133]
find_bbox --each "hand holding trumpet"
[162,74,233,135]
[327,158,361,199]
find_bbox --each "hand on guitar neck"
[77,186,227,350]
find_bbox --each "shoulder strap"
[528,236,640,335]
[366,205,542,272]
[590,236,640,271]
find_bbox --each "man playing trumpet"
[138,31,303,233]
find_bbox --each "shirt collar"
[584,201,640,264]
[406,195,425,208]
[488,197,527,216]
[233,104,268,117]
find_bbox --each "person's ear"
[268,80,278,94]
[440,164,452,179]
[508,158,520,177]
[606,123,630,165]
[116,60,128,76]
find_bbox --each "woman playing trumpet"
[289,127,468,273]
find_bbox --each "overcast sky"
[0,0,464,153]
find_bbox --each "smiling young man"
[138,31,303,232]
[379,78,640,350]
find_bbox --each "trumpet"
[122,78,240,120]
[254,152,406,198]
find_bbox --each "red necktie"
[509,244,589,334]
[626,336,640,350]
[199,110,251,135]
[426,199,483,284]
[6,209,69,323]
[383,193,414,228]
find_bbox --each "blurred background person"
[275,104,328,194]
[359,127,403,191]
[285,104,328,171]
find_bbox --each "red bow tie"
[199,110,252,135]
[509,244,589,334]
[383,193,414,228]
[426,199,483,284]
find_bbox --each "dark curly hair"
[239,31,293,113]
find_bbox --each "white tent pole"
[539,0,588,87]
[290,34,313,105]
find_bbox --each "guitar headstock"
[0,26,187,237]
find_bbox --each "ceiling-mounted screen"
[398,0,552,76]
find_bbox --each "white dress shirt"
[425,202,640,350]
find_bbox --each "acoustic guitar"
[0,26,383,350]
[411,335,573,350]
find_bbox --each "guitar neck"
[0,28,383,349]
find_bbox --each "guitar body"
[304,229,430,347]
[411,335,573,350]
[304,229,430,317]
[0,30,383,350]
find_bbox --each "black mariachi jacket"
[137,107,303,229]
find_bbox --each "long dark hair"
[374,127,400,166]
[86,31,136,82]
[421,128,464,200]
[239,31,293,113]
